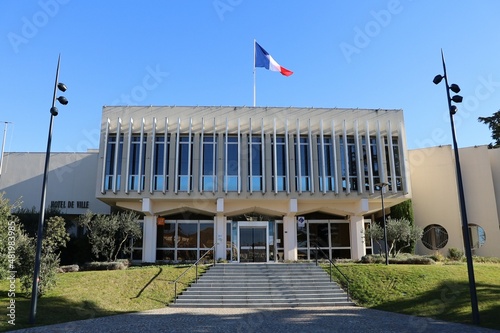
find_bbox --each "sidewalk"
[10,306,499,333]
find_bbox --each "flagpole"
[253,39,256,107]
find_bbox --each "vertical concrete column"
[142,216,157,263]
[215,198,226,261]
[350,215,366,260]
[283,215,297,261]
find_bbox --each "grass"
[325,262,500,330]
[0,264,206,332]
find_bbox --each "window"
[468,224,486,249]
[340,136,357,191]
[177,135,193,191]
[422,224,449,250]
[104,134,123,191]
[248,136,263,192]
[153,135,169,191]
[295,136,311,192]
[128,135,146,191]
[317,136,335,192]
[384,136,402,191]
[272,136,287,192]
[131,221,143,261]
[224,135,239,192]
[369,136,380,187]
[156,220,214,262]
[202,135,217,192]
[296,219,351,260]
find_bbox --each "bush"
[58,264,79,273]
[472,256,500,264]
[82,260,129,271]
[360,254,435,265]
[448,247,464,261]
[428,251,445,262]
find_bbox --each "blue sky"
[1,1,500,152]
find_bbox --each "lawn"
[0,264,205,332]
[325,262,500,330]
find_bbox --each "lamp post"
[433,49,480,325]
[29,54,68,325]
[376,182,389,265]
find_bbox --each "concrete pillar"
[142,216,157,263]
[215,198,226,261]
[215,214,226,261]
[283,215,297,261]
[350,215,366,260]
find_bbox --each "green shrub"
[447,247,464,261]
[83,261,128,271]
[428,251,445,262]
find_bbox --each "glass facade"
[339,136,358,192]
[317,136,335,192]
[248,136,263,192]
[385,136,403,191]
[297,220,351,260]
[104,134,123,191]
[153,135,169,192]
[295,136,311,192]
[202,135,217,192]
[128,135,147,191]
[177,135,193,192]
[156,220,214,262]
[272,136,287,192]
[224,135,239,192]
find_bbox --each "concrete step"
[171,263,354,308]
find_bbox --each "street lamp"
[433,49,480,325]
[376,182,389,265]
[29,54,68,324]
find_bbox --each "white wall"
[0,152,110,215]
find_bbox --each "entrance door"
[239,226,267,262]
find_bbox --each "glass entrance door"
[239,226,267,262]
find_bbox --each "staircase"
[171,263,355,308]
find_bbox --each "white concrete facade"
[95,106,411,263]
[0,152,110,215]
[409,145,500,257]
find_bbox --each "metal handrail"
[172,244,217,304]
[313,243,351,302]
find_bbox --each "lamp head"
[50,106,58,116]
[57,82,67,92]
[449,83,461,93]
[57,96,68,105]
[433,75,443,85]
[450,105,458,115]
[451,95,463,103]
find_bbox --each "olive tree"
[365,217,423,258]
[78,210,142,262]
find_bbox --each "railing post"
[315,245,318,266]
[329,261,332,283]
[174,282,177,304]
[195,263,198,283]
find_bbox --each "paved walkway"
[10,306,499,333]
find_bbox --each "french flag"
[254,42,293,77]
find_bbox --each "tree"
[389,200,417,253]
[14,216,70,296]
[478,110,500,148]
[78,210,142,262]
[365,217,422,258]
[0,193,21,279]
